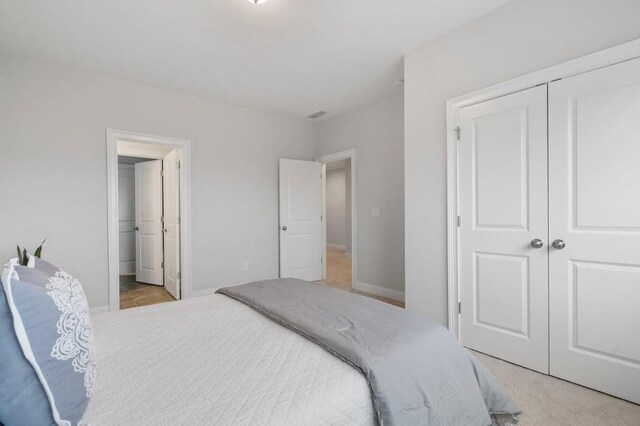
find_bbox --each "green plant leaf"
[22,248,28,266]
[17,245,23,265]
[34,238,46,258]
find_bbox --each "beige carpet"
[473,351,640,425]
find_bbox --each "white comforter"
[82,294,375,425]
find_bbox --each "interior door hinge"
[177,161,181,169]
[455,126,460,141]
[457,216,461,227]
[321,258,323,264]
[161,261,164,269]
[177,272,181,280]
[177,216,181,224]
[321,215,323,221]
[161,216,165,223]
[161,169,164,177]
[458,301,462,314]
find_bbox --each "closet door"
[549,57,640,404]
[458,85,549,373]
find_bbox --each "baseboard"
[90,306,110,315]
[354,281,404,302]
[190,288,217,298]
[327,244,346,251]
[191,282,253,298]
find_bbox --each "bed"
[82,294,376,425]
[2,257,519,426]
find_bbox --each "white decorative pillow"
[1,258,96,426]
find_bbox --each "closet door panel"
[549,57,640,404]
[458,84,549,373]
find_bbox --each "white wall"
[117,164,136,274]
[404,0,640,325]
[326,168,347,248]
[315,93,404,298]
[0,54,315,309]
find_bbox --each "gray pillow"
[1,258,96,426]
[0,275,55,426]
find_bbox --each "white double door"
[458,58,640,403]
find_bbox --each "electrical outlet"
[371,207,380,217]
[242,262,249,272]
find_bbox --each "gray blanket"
[216,279,520,426]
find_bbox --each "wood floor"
[318,247,405,308]
[120,275,176,309]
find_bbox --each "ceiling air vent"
[307,111,327,119]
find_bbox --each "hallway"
[318,247,404,308]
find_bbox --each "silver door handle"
[133,226,139,231]
[552,239,566,250]
[281,226,287,231]
[530,239,544,249]
[162,228,168,233]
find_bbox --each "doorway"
[323,158,353,291]
[317,149,357,291]
[117,153,178,309]
[107,129,192,311]
[278,151,400,307]
[278,150,357,288]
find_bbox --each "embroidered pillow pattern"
[46,270,96,397]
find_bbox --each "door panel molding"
[473,252,530,338]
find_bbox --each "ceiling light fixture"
[248,0,268,4]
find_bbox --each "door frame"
[446,38,640,339]
[106,129,192,311]
[317,149,357,288]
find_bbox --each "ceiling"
[0,0,510,120]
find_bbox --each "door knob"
[281,226,288,231]
[530,239,544,249]
[162,228,168,233]
[133,226,139,231]
[552,239,566,250]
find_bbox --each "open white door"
[279,159,324,281]
[163,150,180,299]
[134,160,164,285]
[458,85,549,373]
